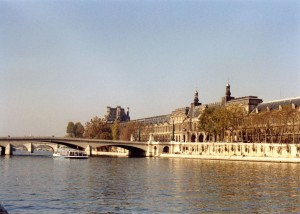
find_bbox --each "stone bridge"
[0,137,177,157]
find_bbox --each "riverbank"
[89,142,300,163]
[92,150,300,163]
[160,153,300,163]
[156,142,300,163]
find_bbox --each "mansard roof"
[104,106,130,123]
[255,97,300,112]
[136,114,170,125]
[188,105,203,118]
[227,96,262,104]
[171,107,188,116]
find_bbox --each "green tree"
[119,121,141,141]
[112,121,120,140]
[199,104,246,142]
[199,106,227,142]
[74,122,84,138]
[66,122,75,137]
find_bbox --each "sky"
[0,0,299,137]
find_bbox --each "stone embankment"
[161,142,300,163]
[93,151,128,157]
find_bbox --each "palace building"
[102,84,300,143]
[133,84,263,142]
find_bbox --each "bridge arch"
[39,140,86,151]
[163,146,169,153]
[33,144,57,153]
[0,137,155,157]
[99,145,147,157]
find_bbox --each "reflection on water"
[0,155,299,213]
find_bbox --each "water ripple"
[0,156,299,213]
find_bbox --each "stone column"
[5,144,12,155]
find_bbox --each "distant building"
[103,106,130,123]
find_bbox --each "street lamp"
[171,119,175,141]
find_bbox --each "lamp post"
[171,119,175,141]
[138,127,141,142]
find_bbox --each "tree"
[84,116,112,139]
[66,121,84,138]
[119,121,141,141]
[66,122,75,137]
[244,113,265,143]
[225,104,247,142]
[198,106,227,142]
[275,105,299,143]
[199,104,247,142]
[112,121,120,140]
[74,122,84,138]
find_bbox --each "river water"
[0,152,299,213]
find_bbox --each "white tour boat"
[53,148,88,159]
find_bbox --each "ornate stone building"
[249,97,300,144]
[103,84,299,143]
[103,106,130,124]
[131,84,265,142]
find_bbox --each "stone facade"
[131,84,266,142]
[104,84,299,143]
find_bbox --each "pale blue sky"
[0,0,299,136]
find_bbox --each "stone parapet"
[162,142,300,162]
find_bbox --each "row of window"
[143,123,199,133]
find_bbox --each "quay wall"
[161,142,300,163]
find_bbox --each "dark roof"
[136,115,170,125]
[255,97,300,112]
[188,105,203,118]
[227,96,262,104]
[171,107,188,116]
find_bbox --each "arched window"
[199,134,204,142]
[191,134,196,142]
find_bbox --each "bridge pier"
[52,144,58,153]
[85,145,92,156]
[0,137,162,158]
[145,145,154,157]
[24,143,33,153]
[0,147,4,156]
[5,144,13,155]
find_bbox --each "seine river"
[0,152,299,213]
